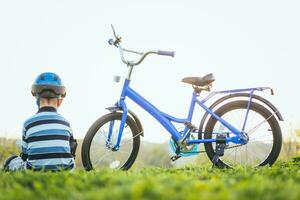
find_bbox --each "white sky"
[0,0,299,143]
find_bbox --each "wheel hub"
[239,133,249,144]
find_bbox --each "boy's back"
[23,106,74,171]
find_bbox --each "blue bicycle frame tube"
[194,98,243,137]
[112,79,261,148]
[187,136,243,145]
[126,88,183,141]
[114,79,195,144]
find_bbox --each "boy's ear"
[57,98,63,107]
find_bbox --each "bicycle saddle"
[181,73,215,87]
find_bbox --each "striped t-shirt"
[22,106,75,171]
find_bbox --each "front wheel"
[81,112,140,170]
[203,100,282,168]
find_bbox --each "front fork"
[106,100,128,151]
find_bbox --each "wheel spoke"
[247,114,275,135]
[94,151,111,165]
[84,113,139,170]
[205,101,281,168]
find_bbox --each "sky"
[0,0,299,143]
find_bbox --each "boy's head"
[31,72,66,109]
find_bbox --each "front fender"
[106,106,144,137]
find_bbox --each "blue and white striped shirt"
[22,107,75,171]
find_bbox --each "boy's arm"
[69,127,78,158]
[20,126,28,161]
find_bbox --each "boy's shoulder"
[23,111,70,128]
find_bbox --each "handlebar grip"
[158,50,175,57]
[108,38,114,45]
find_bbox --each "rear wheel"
[81,112,140,170]
[203,100,282,168]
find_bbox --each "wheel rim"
[89,119,134,169]
[210,107,275,167]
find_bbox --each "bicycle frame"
[107,78,273,150]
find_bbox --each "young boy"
[3,72,77,171]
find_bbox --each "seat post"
[193,85,202,94]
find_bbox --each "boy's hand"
[70,137,78,158]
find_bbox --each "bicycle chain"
[183,143,246,154]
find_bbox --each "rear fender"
[198,93,283,139]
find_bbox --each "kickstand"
[211,154,219,168]
[211,142,226,168]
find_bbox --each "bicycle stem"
[126,65,134,80]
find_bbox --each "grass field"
[1,160,300,200]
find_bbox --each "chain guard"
[169,137,199,157]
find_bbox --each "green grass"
[1,160,300,200]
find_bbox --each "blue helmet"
[31,72,66,98]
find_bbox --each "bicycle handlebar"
[158,50,175,57]
[108,38,175,66]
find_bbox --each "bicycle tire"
[203,100,282,168]
[81,112,140,171]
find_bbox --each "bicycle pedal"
[170,155,181,162]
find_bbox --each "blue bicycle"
[81,27,283,170]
